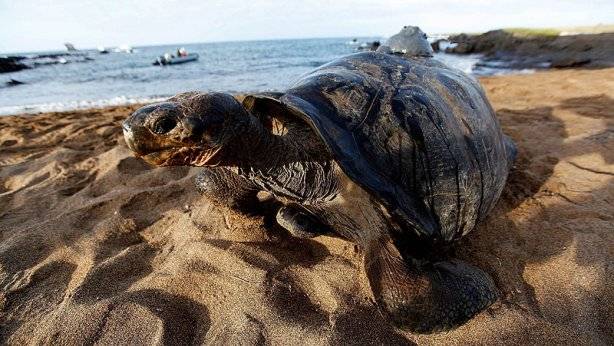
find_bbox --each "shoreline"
[0,63,605,117]
[1,68,613,344]
[0,95,166,117]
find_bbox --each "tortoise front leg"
[195,167,260,213]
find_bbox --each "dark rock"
[450,42,473,54]
[551,57,591,68]
[446,30,521,55]
[357,41,381,51]
[430,39,447,53]
[0,57,29,73]
[35,53,69,59]
[6,78,25,86]
[385,26,433,56]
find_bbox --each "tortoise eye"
[152,116,177,134]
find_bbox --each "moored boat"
[153,53,199,66]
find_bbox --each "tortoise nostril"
[152,116,177,134]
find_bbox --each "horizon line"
[1,35,382,56]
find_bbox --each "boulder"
[551,57,591,68]
[385,25,433,56]
[0,57,29,73]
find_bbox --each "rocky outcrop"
[1,53,94,73]
[445,30,614,69]
[430,39,447,53]
[446,30,525,55]
[0,57,29,73]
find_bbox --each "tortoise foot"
[366,241,497,333]
[276,204,329,239]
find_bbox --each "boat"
[153,53,199,66]
[114,44,135,54]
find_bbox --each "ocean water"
[1,38,497,115]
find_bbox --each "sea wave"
[0,95,168,115]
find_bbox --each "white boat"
[154,53,199,66]
[114,44,134,53]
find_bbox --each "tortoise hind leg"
[195,167,260,213]
[365,239,497,333]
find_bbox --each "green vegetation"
[503,24,614,37]
[503,27,561,37]
[558,24,614,34]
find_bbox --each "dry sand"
[0,68,612,345]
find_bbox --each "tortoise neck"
[219,114,299,168]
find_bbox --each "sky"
[1,0,613,53]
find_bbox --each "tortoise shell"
[277,51,515,242]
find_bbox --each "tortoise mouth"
[138,148,176,166]
[123,122,222,167]
[139,146,222,167]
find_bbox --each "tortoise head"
[122,92,248,166]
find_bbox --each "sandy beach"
[0,68,612,344]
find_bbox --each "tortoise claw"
[276,204,329,239]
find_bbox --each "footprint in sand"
[72,242,156,304]
[1,139,17,147]
[65,212,151,303]
[64,214,210,344]
[330,304,414,345]
[205,313,266,345]
[119,187,187,227]
[264,271,329,327]
[114,289,211,345]
[42,289,210,345]
[117,157,151,175]
[0,261,77,343]
[57,170,97,197]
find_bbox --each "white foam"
[0,95,168,116]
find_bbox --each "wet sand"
[1,68,612,344]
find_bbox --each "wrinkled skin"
[123,51,515,333]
